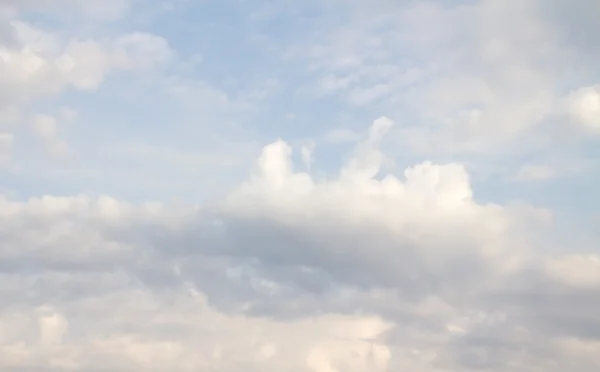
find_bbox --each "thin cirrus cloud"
[0,0,599,371]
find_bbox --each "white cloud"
[545,254,600,288]
[0,289,393,371]
[32,114,68,156]
[515,164,557,181]
[0,118,598,370]
[0,13,173,164]
[0,22,173,103]
[222,118,544,295]
[0,1,599,370]
[291,0,600,155]
[567,85,600,134]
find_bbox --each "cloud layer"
[0,118,599,371]
[1,0,600,371]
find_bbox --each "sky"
[0,0,600,370]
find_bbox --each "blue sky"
[1,0,600,370]
[4,0,599,235]
[3,0,599,203]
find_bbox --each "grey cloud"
[0,174,599,371]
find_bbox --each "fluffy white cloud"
[0,21,173,108]
[0,118,598,371]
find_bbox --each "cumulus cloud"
[215,118,549,302]
[0,117,598,371]
[0,190,393,371]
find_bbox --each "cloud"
[32,114,69,156]
[289,0,600,155]
[0,117,598,370]
[0,22,173,107]
[0,1,599,371]
[515,164,557,181]
[213,118,547,302]
[0,10,173,164]
[0,0,173,112]
[567,85,600,135]
[0,288,393,371]
[0,191,393,371]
